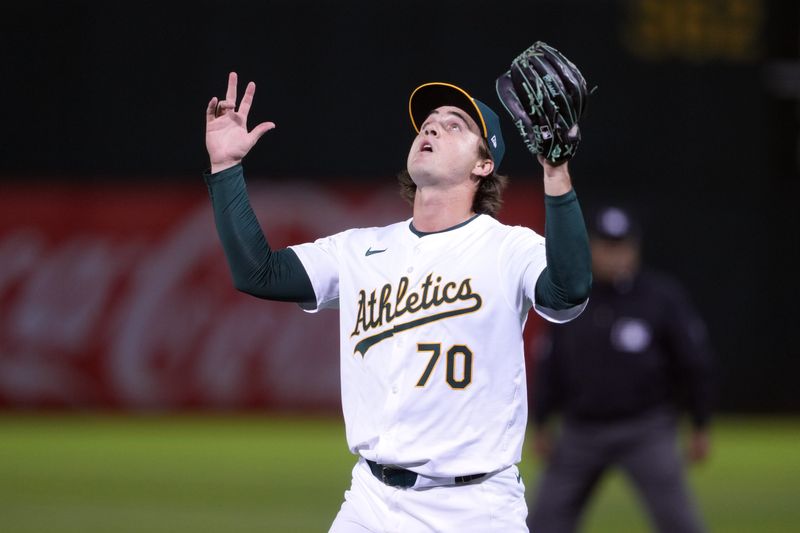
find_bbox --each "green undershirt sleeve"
[534,189,592,310]
[203,164,316,304]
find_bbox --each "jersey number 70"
[416,343,473,389]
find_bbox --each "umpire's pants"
[527,408,706,533]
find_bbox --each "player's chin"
[406,152,423,170]
[407,153,436,180]
[406,164,435,188]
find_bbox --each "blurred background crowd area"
[0,0,797,414]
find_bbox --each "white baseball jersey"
[290,214,585,478]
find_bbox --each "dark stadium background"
[0,0,797,414]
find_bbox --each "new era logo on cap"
[490,135,497,148]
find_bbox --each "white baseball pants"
[329,457,529,533]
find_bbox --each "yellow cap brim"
[409,82,488,139]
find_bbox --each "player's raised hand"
[205,72,276,173]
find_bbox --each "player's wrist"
[210,159,242,174]
[542,168,572,196]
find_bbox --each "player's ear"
[472,157,494,178]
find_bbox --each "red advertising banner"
[0,177,545,412]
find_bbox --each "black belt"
[366,459,486,488]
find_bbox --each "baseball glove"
[496,41,593,165]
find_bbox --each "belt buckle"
[380,465,391,484]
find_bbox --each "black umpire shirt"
[531,270,716,430]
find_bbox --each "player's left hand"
[205,72,276,173]
[495,41,593,166]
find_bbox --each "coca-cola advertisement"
[0,178,544,412]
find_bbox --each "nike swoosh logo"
[365,247,387,256]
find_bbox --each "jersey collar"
[409,213,481,238]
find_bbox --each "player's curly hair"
[397,141,509,217]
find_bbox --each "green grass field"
[0,414,798,533]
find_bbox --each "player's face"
[406,106,493,187]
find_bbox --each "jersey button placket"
[389,341,405,398]
[381,339,408,452]
[407,243,422,275]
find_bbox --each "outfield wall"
[0,178,545,412]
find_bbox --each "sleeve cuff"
[544,188,578,206]
[203,163,243,184]
[534,297,589,323]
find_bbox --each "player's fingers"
[250,121,276,142]
[225,71,238,106]
[238,81,256,118]
[206,97,218,123]
[214,100,236,117]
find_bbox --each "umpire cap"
[588,206,641,241]
[409,82,506,169]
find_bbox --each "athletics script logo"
[350,272,482,356]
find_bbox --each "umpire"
[527,205,716,533]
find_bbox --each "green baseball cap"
[409,82,505,169]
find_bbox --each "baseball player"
[203,43,592,532]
